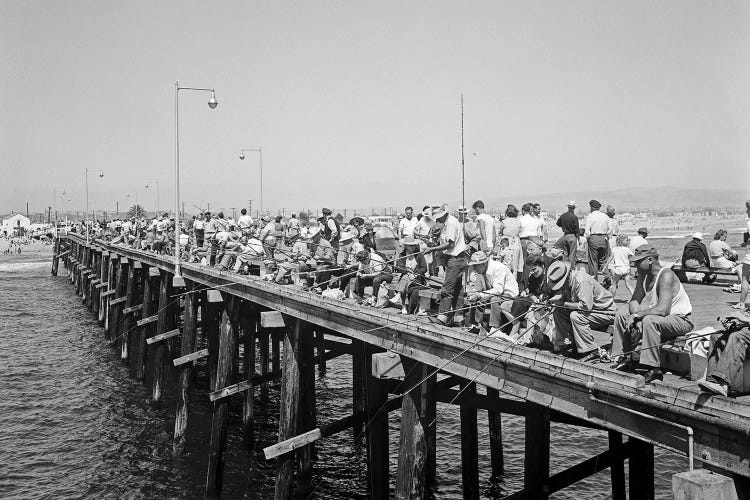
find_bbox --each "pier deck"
[55,233,750,499]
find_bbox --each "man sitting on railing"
[232,235,265,274]
[297,227,335,290]
[273,230,311,284]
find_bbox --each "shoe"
[611,359,636,372]
[698,380,729,397]
[401,307,408,315]
[643,368,663,384]
[428,315,448,326]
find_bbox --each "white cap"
[692,232,703,240]
[567,200,576,207]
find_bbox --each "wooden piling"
[629,438,655,500]
[365,347,389,499]
[395,357,427,500]
[120,262,140,362]
[296,320,316,493]
[486,387,505,478]
[173,280,197,456]
[352,339,365,437]
[316,329,326,373]
[272,329,281,375]
[609,431,626,500]
[134,266,158,381]
[51,237,61,276]
[259,323,269,402]
[206,295,239,499]
[107,257,129,342]
[205,290,223,391]
[238,301,256,445]
[460,382,479,500]
[274,316,314,498]
[98,252,110,325]
[524,404,551,500]
[151,270,175,404]
[423,373,437,486]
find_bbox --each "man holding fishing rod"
[610,244,693,383]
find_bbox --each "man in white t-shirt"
[472,200,495,253]
[628,227,648,253]
[424,204,469,326]
[237,208,253,233]
[398,206,418,241]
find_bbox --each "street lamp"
[174,81,218,287]
[85,168,104,243]
[239,147,262,215]
[53,187,66,222]
[145,180,160,214]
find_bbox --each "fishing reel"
[718,314,750,335]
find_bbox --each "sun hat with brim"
[467,251,489,266]
[692,232,703,241]
[547,261,571,290]
[629,244,659,263]
[421,208,432,219]
[431,206,447,219]
[567,201,576,207]
[350,216,365,226]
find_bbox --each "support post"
[424,372,437,486]
[134,266,158,381]
[609,431,626,500]
[486,387,505,478]
[395,357,427,500]
[316,329,326,373]
[52,237,61,276]
[108,258,129,342]
[352,339,365,437]
[524,403,551,500]
[173,280,197,456]
[460,382,479,500]
[259,320,269,402]
[274,317,313,498]
[629,438,655,500]
[206,295,239,499]
[151,270,174,404]
[121,262,140,362]
[272,329,281,375]
[365,348,389,499]
[296,320,316,494]
[205,291,223,391]
[239,301,256,445]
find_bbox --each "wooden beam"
[395,357,427,499]
[487,387,505,478]
[544,440,635,495]
[365,346,390,499]
[629,438,655,500]
[123,304,143,314]
[264,412,364,459]
[146,328,181,345]
[609,432,626,500]
[109,296,127,306]
[525,404,551,500]
[173,348,208,367]
[460,382,479,500]
[239,301,256,445]
[151,271,174,404]
[137,314,159,327]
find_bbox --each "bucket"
[179,234,189,247]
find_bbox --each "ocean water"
[0,241,699,499]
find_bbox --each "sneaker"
[698,380,729,397]
[401,307,408,315]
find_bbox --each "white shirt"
[193,219,205,230]
[237,215,253,229]
[469,260,519,299]
[441,214,469,257]
[398,216,419,238]
[628,235,648,253]
[475,213,495,248]
[519,214,543,238]
[584,210,610,237]
[359,251,387,274]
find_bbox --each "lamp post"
[145,180,160,215]
[85,169,104,243]
[174,81,218,287]
[239,147,262,215]
[53,188,66,222]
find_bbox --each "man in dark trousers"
[555,200,579,267]
[584,200,610,276]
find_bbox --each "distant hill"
[484,187,750,213]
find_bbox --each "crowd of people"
[70,199,750,389]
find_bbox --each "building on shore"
[2,213,31,237]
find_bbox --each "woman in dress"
[496,204,524,285]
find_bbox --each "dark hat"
[355,250,369,261]
[589,200,602,209]
[321,208,332,215]
[629,244,659,263]
[637,227,648,235]
[350,216,365,226]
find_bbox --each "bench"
[671,264,738,283]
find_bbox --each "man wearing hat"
[610,245,693,383]
[424,204,470,326]
[546,261,616,358]
[258,216,277,259]
[555,201,579,267]
[584,200,610,277]
[321,208,341,260]
[628,227,649,253]
[465,251,518,332]
[680,232,710,272]
[353,248,393,303]
[296,226,336,290]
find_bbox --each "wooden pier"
[54,233,750,499]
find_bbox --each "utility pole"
[248,199,252,216]
[116,201,119,218]
[26,202,29,218]
[230,207,236,220]
[48,207,51,224]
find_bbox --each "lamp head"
[208,91,218,109]
[98,171,104,178]
[239,152,245,160]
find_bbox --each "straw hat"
[431,205,447,219]
[402,235,418,246]
[692,232,703,241]
[467,251,489,266]
[546,261,571,291]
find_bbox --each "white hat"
[431,205,447,219]
[567,200,576,207]
[692,232,703,240]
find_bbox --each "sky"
[2,0,749,217]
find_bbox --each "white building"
[2,213,31,236]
